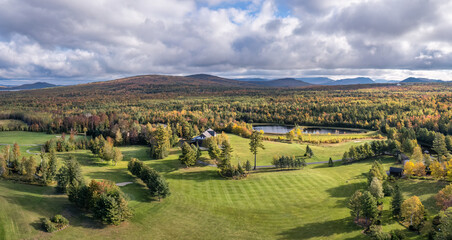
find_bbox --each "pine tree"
[245,160,252,172]
[155,175,170,201]
[208,138,221,160]
[47,151,58,181]
[249,131,265,170]
[179,142,196,167]
[392,184,403,218]
[328,157,334,167]
[305,145,313,158]
[349,190,363,221]
[433,133,449,161]
[0,155,6,177]
[219,140,233,168]
[361,191,378,225]
[56,156,84,193]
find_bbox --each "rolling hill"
[400,77,444,83]
[0,82,58,91]
[253,78,311,87]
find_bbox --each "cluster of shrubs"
[218,161,251,179]
[128,158,170,200]
[89,135,123,164]
[44,133,89,152]
[342,140,398,164]
[272,156,307,170]
[41,215,69,233]
[68,180,132,225]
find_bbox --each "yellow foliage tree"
[413,162,426,176]
[446,160,452,181]
[401,196,425,229]
[431,161,446,179]
[403,161,415,177]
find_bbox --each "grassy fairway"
[0,131,61,145]
[0,132,446,239]
[227,133,374,165]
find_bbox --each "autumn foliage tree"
[401,196,425,229]
[436,184,452,210]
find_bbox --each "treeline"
[342,140,398,164]
[128,158,170,200]
[0,144,58,185]
[272,156,307,169]
[0,84,451,144]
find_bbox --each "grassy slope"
[227,133,374,166]
[0,131,61,145]
[0,132,446,240]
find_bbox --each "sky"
[1,0,452,85]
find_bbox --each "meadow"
[227,133,375,166]
[0,131,446,239]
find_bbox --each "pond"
[252,125,364,134]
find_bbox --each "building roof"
[200,128,216,138]
[389,167,403,173]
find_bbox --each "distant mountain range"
[0,82,59,91]
[0,75,447,92]
[235,76,446,86]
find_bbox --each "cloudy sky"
[0,0,451,84]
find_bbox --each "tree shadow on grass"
[0,184,105,233]
[326,182,367,198]
[84,168,134,183]
[165,168,221,182]
[277,217,363,239]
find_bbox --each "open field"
[227,133,374,166]
[0,131,63,145]
[0,132,448,239]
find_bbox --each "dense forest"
[0,75,450,146]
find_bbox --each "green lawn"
[227,133,374,165]
[0,131,61,145]
[0,132,447,240]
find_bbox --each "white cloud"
[0,0,451,82]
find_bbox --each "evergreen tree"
[154,175,171,201]
[349,190,363,221]
[0,155,7,177]
[245,160,252,172]
[219,140,233,168]
[342,151,349,164]
[56,156,84,193]
[369,177,384,199]
[361,191,378,225]
[433,133,449,161]
[195,144,202,160]
[179,142,196,167]
[392,184,403,218]
[328,157,334,167]
[47,151,58,181]
[249,131,265,170]
[207,138,221,160]
[305,145,314,158]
